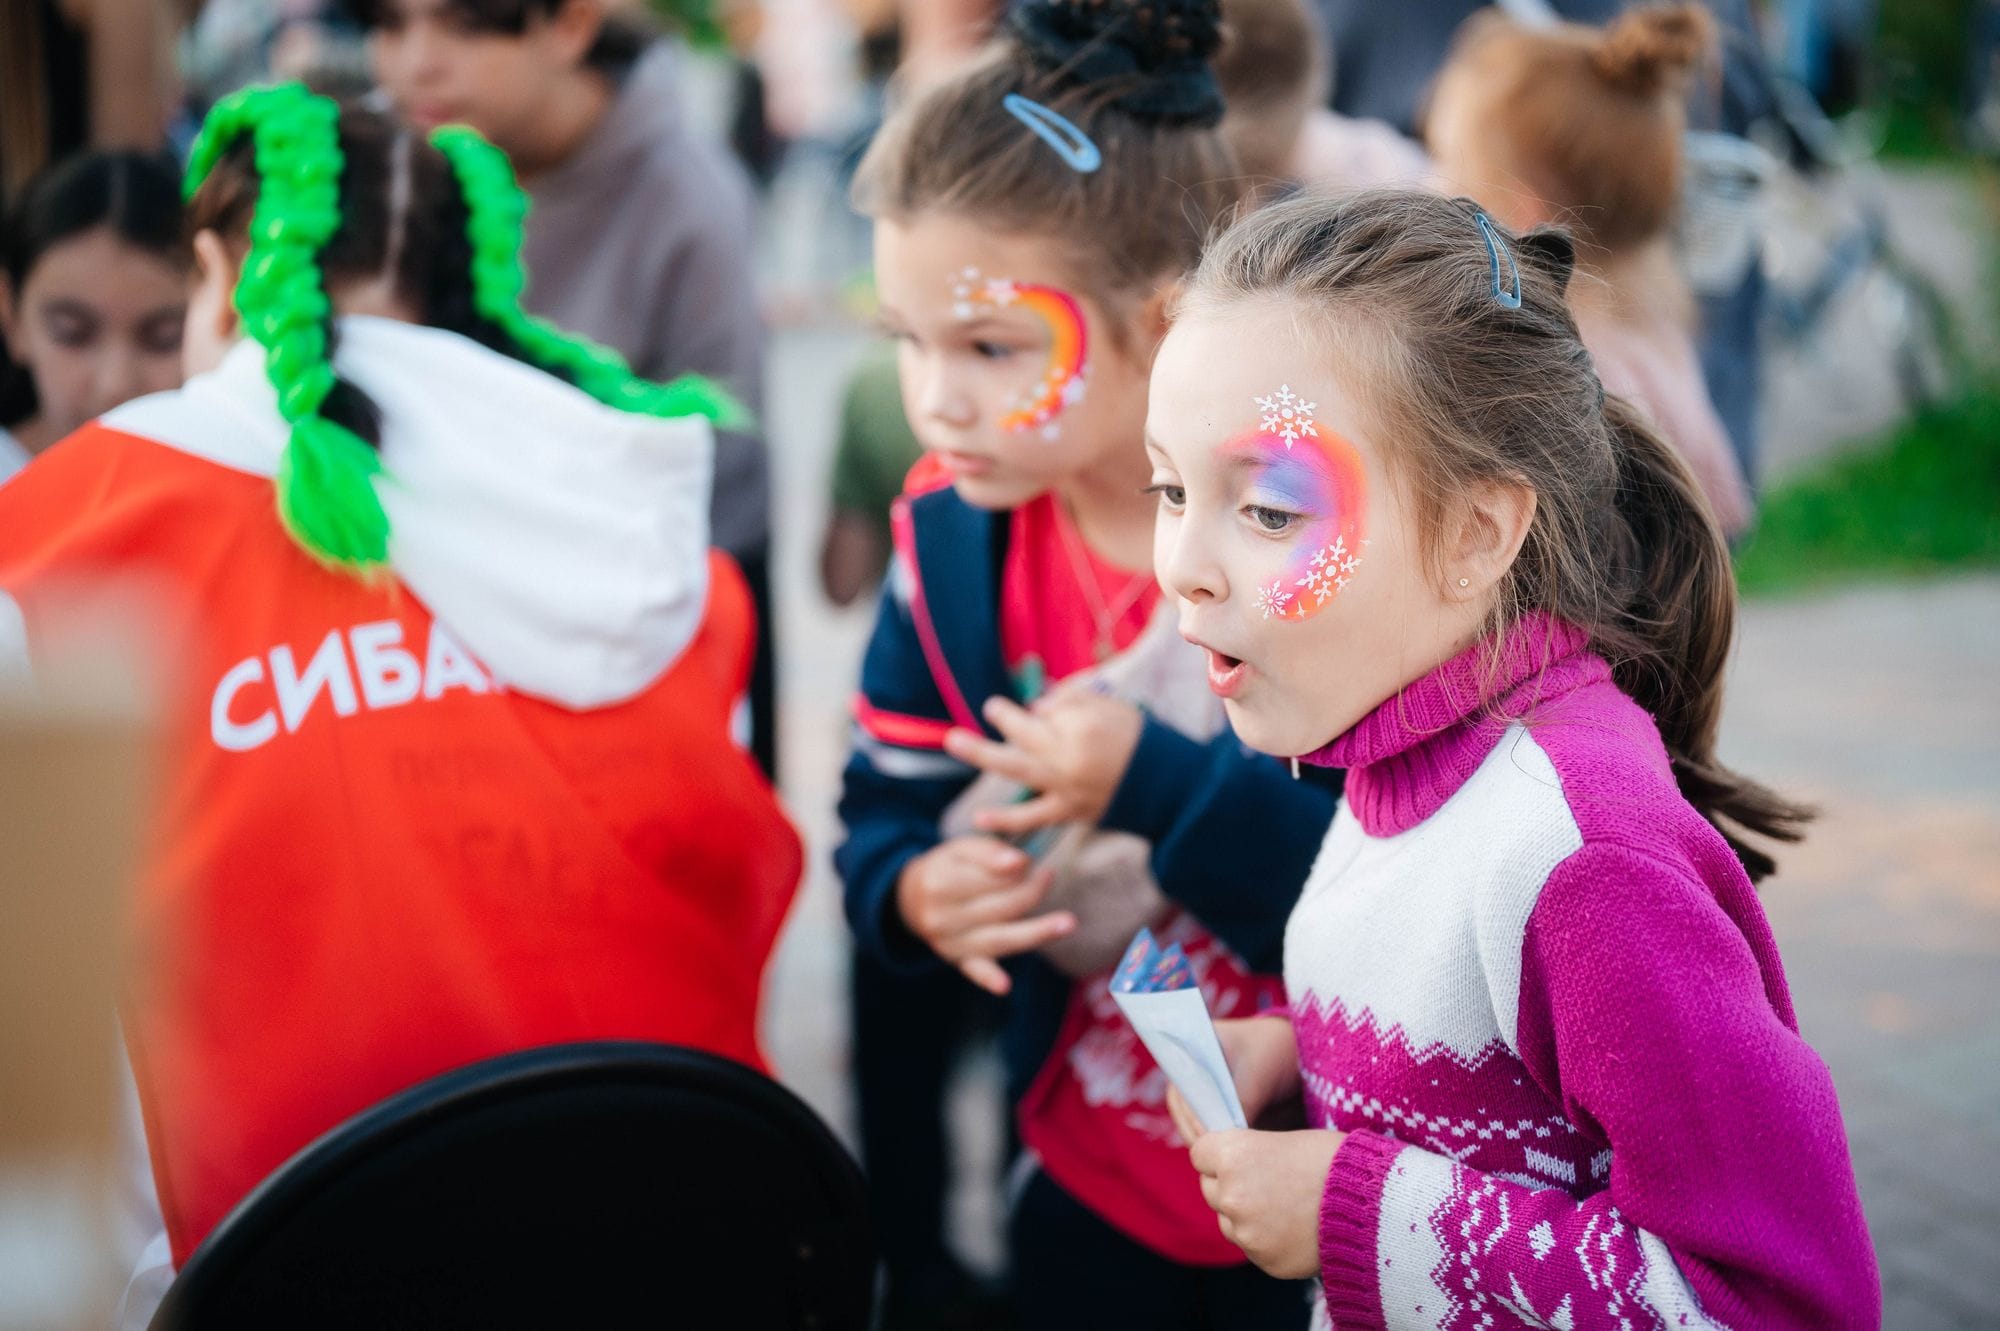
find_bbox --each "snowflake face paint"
[1233,385,1368,622]
[950,266,1089,439]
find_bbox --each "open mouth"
[1204,648,1249,698]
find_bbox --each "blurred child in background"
[821,341,924,606]
[1215,0,1429,205]
[1425,2,1752,535]
[0,150,186,483]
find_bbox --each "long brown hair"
[1182,189,1810,879]
[853,0,1244,320]
[1430,3,1714,253]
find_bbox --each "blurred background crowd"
[2,1,1996,1328]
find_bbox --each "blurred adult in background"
[0,151,188,485]
[1215,0,1430,204]
[1427,2,1752,535]
[180,0,376,108]
[353,0,782,775]
[0,0,183,193]
[1780,0,1875,114]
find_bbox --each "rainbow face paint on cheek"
[1232,385,1368,621]
[950,267,1089,439]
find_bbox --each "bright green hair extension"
[184,88,748,580]
[186,82,389,574]
[428,124,750,430]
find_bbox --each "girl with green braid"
[0,89,802,1305]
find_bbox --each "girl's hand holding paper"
[1129,953,1337,1279]
[1187,1125,1345,1280]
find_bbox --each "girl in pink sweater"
[1147,190,1878,1328]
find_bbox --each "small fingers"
[958,956,1013,996]
[982,695,1048,746]
[973,794,1070,837]
[943,728,1042,787]
[948,869,1057,931]
[957,908,1077,960]
[1166,1087,1206,1147]
[927,839,1029,897]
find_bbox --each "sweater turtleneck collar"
[1299,613,1608,836]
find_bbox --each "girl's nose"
[911,358,977,431]
[1158,516,1226,605]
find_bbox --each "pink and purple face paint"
[950,266,1089,439]
[1232,384,1368,622]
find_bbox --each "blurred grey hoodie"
[520,40,769,559]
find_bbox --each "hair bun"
[1008,0,1227,128]
[1594,3,1716,97]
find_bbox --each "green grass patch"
[1734,383,2000,595]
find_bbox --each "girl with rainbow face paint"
[846,6,1348,1324]
[1145,327,1423,763]
[875,212,1161,516]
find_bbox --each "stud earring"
[1457,577,1470,588]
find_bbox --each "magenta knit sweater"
[1286,617,1878,1330]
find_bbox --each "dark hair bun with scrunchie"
[1006,0,1226,128]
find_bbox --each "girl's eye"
[44,310,96,348]
[972,340,1015,360]
[1143,483,1186,510]
[140,312,185,355]
[1245,504,1298,534]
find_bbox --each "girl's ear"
[191,229,243,344]
[547,0,607,67]
[1445,476,1536,602]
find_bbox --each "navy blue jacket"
[835,481,1341,1101]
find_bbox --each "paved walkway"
[1723,576,2000,1329]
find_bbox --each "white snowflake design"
[1254,579,1295,620]
[1254,383,1319,448]
[1294,534,1364,607]
[949,267,1023,317]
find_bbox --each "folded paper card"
[1110,928,1247,1133]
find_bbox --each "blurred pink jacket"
[1577,308,1753,538]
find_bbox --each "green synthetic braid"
[428,124,752,430]
[186,83,389,574]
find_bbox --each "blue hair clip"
[1002,93,1103,174]
[1475,212,1522,310]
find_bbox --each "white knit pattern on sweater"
[1289,724,1727,1331]
[1284,724,1580,1063]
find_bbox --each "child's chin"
[950,474,1037,510]
[1220,699,1282,756]
[1225,697,1326,762]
